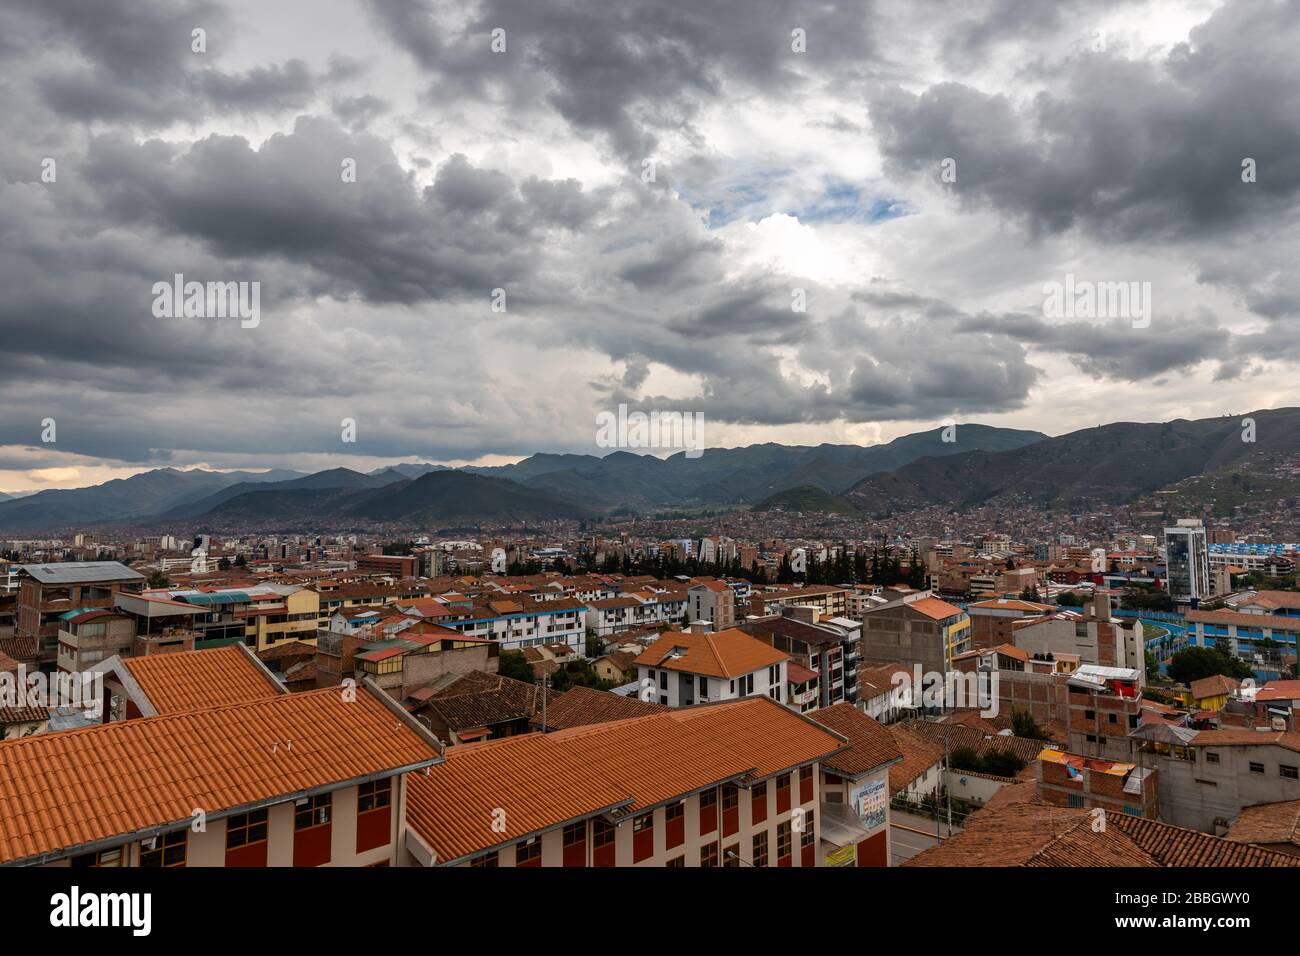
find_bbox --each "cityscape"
[2,0,1298,936]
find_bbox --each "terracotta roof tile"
[123,644,283,715]
[812,703,903,778]
[407,697,844,863]
[532,685,666,731]
[637,628,787,679]
[0,686,441,865]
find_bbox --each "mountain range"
[4,409,1296,531]
[844,407,1300,516]
[0,424,1044,531]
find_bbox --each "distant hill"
[195,470,593,528]
[751,485,863,515]
[466,424,1047,510]
[156,467,404,520]
[845,407,1300,516]
[0,468,302,531]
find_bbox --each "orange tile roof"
[406,697,845,864]
[122,644,283,715]
[637,628,787,678]
[907,597,965,621]
[1225,799,1300,849]
[0,686,441,865]
[812,703,903,779]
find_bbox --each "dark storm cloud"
[871,0,1300,241]
[7,0,318,125]
[365,0,878,159]
[958,312,1229,380]
[78,118,602,305]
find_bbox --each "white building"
[635,627,789,708]
[1164,519,1210,607]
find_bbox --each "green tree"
[1166,645,1253,684]
[498,651,534,683]
[147,569,170,588]
[1011,709,1050,741]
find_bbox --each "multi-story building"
[740,607,864,708]
[1185,607,1300,676]
[859,592,970,675]
[966,598,1055,649]
[16,561,145,668]
[1065,664,1144,761]
[748,585,848,620]
[586,589,687,637]
[402,696,842,867]
[1036,747,1159,818]
[437,597,588,651]
[1132,723,1300,832]
[1164,519,1210,608]
[1011,594,1145,680]
[687,580,735,631]
[0,655,444,867]
[812,703,903,867]
[635,628,788,707]
[355,553,419,578]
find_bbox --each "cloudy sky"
[2,0,1298,492]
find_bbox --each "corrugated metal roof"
[21,561,144,584]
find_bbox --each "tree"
[585,636,604,658]
[498,651,534,683]
[147,569,170,589]
[1011,709,1050,741]
[1145,651,1160,682]
[1166,645,1253,685]
[217,557,231,571]
[234,553,247,568]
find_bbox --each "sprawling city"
[3,0,1298,937]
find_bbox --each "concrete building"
[635,628,788,707]
[1132,724,1300,833]
[740,607,864,708]
[1011,593,1145,681]
[403,696,841,867]
[687,580,735,630]
[966,598,1055,650]
[17,562,145,669]
[859,592,971,675]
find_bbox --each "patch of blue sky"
[683,168,909,228]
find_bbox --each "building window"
[470,850,499,867]
[140,830,187,867]
[659,671,668,690]
[295,793,332,831]
[722,786,739,813]
[723,844,740,867]
[1249,762,1265,774]
[769,664,779,685]
[593,817,615,852]
[1282,765,1299,780]
[1205,752,1220,764]
[776,821,792,860]
[700,843,719,867]
[563,822,585,847]
[72,847,122,867]
[699,676,709,697]
[666,855,685,867]
[358,778,392,813]
[516,840,541,866]
[1084,710,1095,720]
[752,831,769,867]
[226,808,269,849]
[800,810,815,849]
